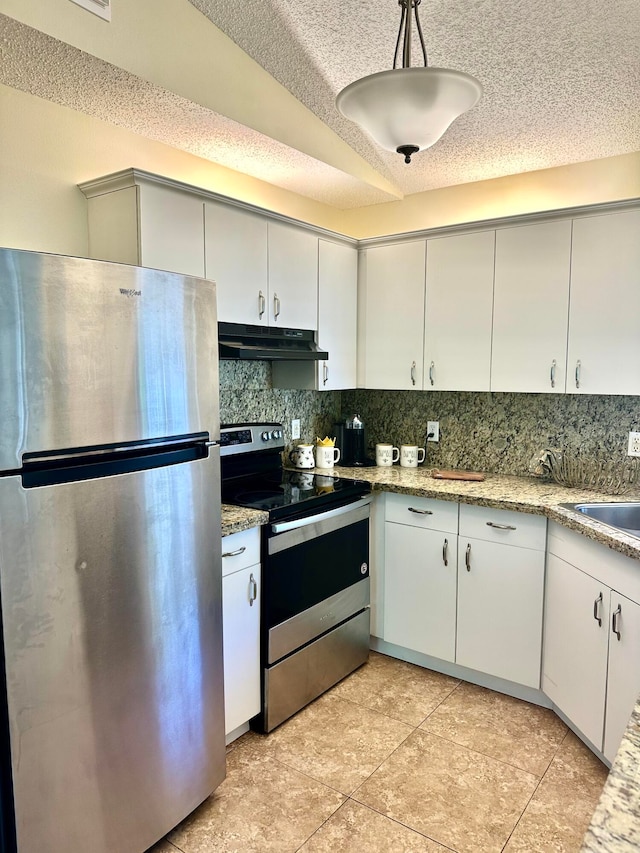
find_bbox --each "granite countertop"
[325,465,640,561]
[221,503,268,537]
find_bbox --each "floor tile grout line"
[344,796,461,852]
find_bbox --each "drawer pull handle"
[593,592,603,627]
[465,543,471,572]
[258,290,266,319]
[429,361,435,386]
[410,361,417,386]
[486,522,516,531]
[222,546,247,558]
[274,293,281,320]
[249,572,258,606]
[442,538,448,566]
[550,359,557,388]
[323,363,329,385]
[575,359,581,389]
[408,507,433,515]
[612,604,622,641]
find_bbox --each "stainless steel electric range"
[221,423,372,732]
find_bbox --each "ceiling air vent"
[69,0,111,21]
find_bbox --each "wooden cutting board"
[432,469,486,482]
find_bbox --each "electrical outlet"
[628,431,640,456]
[291,419,301,440]
[427,421,440,442]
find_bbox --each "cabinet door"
[317,240,357,390]
[542,554,609,749]
[384,523,457,662]
[267,222,318,330]
[222,564,261,736]
[567,209,640,394]
[138,183,205,277]
[204,201,268,326]
[424,230,494,391]
[491,220,571,392]
[360,242,426,390]
[457,537,544,687]
[604,591,640,762]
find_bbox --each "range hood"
[218,322,328,361]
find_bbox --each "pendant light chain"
[393,0,428,70]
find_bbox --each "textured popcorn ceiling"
[1,1,639,208]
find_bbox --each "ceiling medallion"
[336,0,482,163]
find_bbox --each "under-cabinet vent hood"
[218,322,328,361]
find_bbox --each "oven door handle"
[271,495,372,534]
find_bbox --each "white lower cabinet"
[221,528,261,740]
[542,552,609,747]
[384,495,458,662]
[544,523,640,762]
[457,505,546,688]
[603,591,640,761]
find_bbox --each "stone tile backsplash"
[220,361,640,476]
[219,360,341,446]
[342,390,640,475]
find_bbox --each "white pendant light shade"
[337,66,482,156]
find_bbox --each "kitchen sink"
[561,502,640,539]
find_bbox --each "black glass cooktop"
[222,468,370,521]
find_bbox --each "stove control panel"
[221,423,285,456]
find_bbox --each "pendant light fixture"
[336,0,482,164]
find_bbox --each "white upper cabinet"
[85,181,205,277]
[267,221,318,330]
[204,201,268,326]
[491,220,571,393]
[567,209,640,395]
[317,240,357,390]
[359,241,426,390]
[424,230,495,391]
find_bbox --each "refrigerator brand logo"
[119,288,142,297]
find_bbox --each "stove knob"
[273,429,282,440]
[261,431,271,441]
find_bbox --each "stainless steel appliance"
[0,249,225,853]
[220,424,371,732]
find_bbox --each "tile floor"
[151,652,608,853]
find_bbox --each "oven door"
[259,496,371,732]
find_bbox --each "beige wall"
[0,85,346,256]
[1,83,639,258]
[342,152,640,239]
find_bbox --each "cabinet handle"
[410,361,417,386]
[442,538,448,567]
[575,359,581,389]
[429,361,435,386]
[249,572,258,606]
[486,521,517,531]
[222,546,247,558]
[465,543,471,572]
[593,591,603,627]
[323,363,329,386]
[612,604,622,641]
[258,290,266,319]
[550,359,557,388]
[408,507,433,515]
[274,293,281,319]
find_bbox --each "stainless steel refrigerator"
[0,249,225,853]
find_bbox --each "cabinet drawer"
[459,504,546,550]
[221,527,261,577]
[385,493,458,533]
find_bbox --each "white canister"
[315,445,341,468]
[376,443,400,467]
[400,445,426,468]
